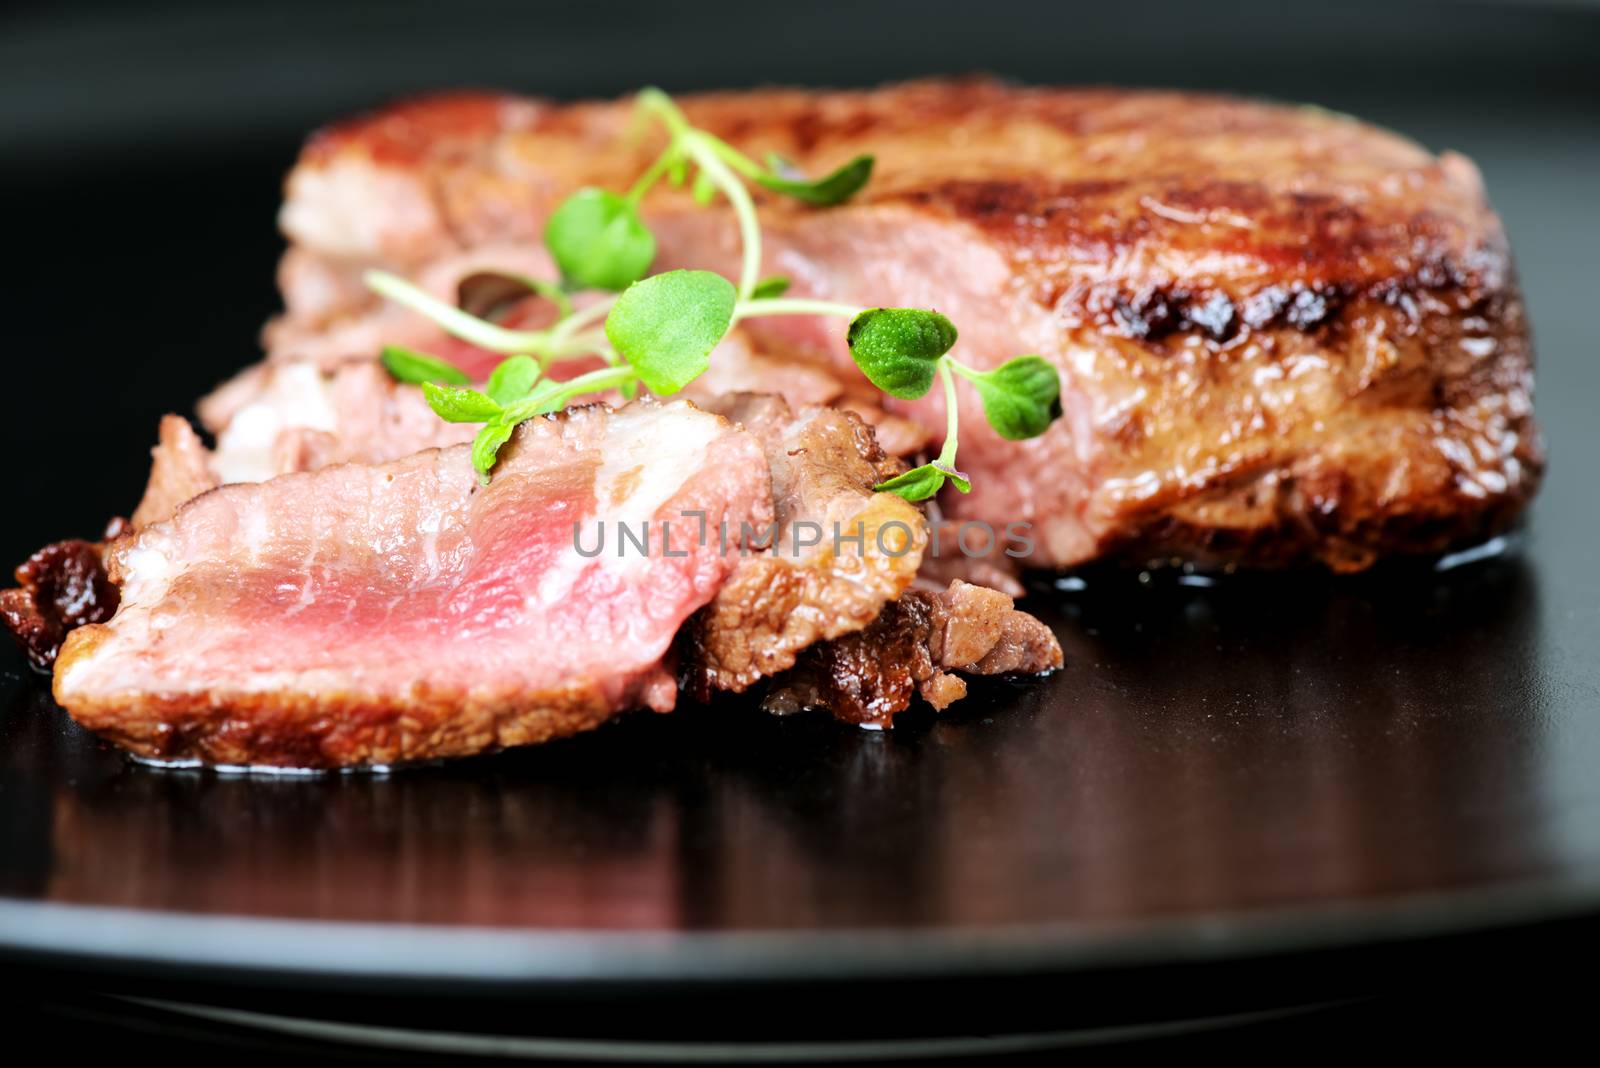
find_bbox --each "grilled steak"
[54,400,772,767]
[270,79,1541,572]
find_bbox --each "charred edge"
[1101,283,1340,343]
[69,682,625,769]
[760,593,939,728]
[1086,275,1505,345]
[893,178,1509,344]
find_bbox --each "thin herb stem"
[366,270,550,356]
[551,297,615,339]
[546,364,638,405]
[367,270,619,372]
[637,91,762,300]
[942,356,987,386]
[699,132,766,179]
[732,298,864,322]
[548,329,618,366]
[936,357,961,468]
[626,149,677,205]
[637,88,691,138]
[680,133,763,300]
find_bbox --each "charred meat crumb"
[0,540,118,673]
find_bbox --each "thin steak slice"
[270,79,1541,572]
[53,400,771,768]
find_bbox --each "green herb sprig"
[364,88,1062,497]
[424,363,639,483]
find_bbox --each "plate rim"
[4,873,1598,989]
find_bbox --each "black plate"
[2,0,1598,1044]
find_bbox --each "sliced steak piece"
[4,362,481,672]
[762,580,1064,729]
[123,360,482,535]
[199,359,479,485]
[272,79,1541,571]
[53,400,771,768]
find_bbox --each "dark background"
[2,0,1598,1058]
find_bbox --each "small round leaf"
[604,270,737,395]
[544,189,657,292]
[970,356,1063,440]
[756,154,875,206]
[846,309,957,399]
[750,275,791,300]
[471,419,516,484]
[486,355,541,406]
[421,383,502,424]
[381,345,470,386]
[931,460,972,494]
[874,463,947,502]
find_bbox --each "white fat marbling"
[212,363,339,484]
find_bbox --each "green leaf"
[874,463,948,502]
[604,270,737,395]
[381,345,470,386]
[750,275,791,300]
[756,154,874,206]
[544,188,657,292]
[471,420,516,484]
[485,355,541,406]
[966,355,1063,441]
[845,308,957,399]
[873,458,972,502]
[931,460,972,494]
[421,382,502,424]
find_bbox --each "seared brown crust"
[54,621,643,766]
[681,82,1510,329]
[763,580,1063,728]
[679,394,926,697]
[302,92,537,169]
[0,540,119,673]
[1062,287,1540,571]
[296,79,1507,331]
[278,78,1540,572]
